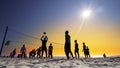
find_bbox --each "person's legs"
[48,51,50,58]
[69,50,74,58]
[38,53,40,58]
[49,51,53,59]
[42,49,44,57]
[49,53,51,59]
[51,52,53,59]
[88,52,90,58]
[21,52,23,58]
[45,48,47,58]
[65,49,69,59]
[13,53,15,58]
[75,51,77,59]
[77,51,80,59]
[40,52,41,58]
[23,52,26,58]
[36,52,38,58]
[50,55,51,58]
[67,51,69,59]
[84,51,86,58]
[89,54,90,58]
[86,55,88,58]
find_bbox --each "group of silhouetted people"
[7,30,111,60]
[28,32,53,59]
[17,44,27,58]
[10,44,27,58]
[9,31,92,59]
[82,42,90,58]
[29,49,37,58]
[40,32,53,59]
[28,44,53,59]
[64,30,91,59]
[13,32,53,59]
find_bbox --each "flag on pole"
[5,40,11,46]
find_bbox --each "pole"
[0,26,8,56]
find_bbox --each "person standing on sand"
[64,30,74,59]
[10,48,16,58]
[86,46,90,58]
[12,48,16,58]
[20,44,27,58]
[103,53,107,58]
[82,42,87,58]
[36,46,42,58]
[41,32,48,58]
[74,40,80,59]
[48,43,53,59]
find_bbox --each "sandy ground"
[0,57,120,68]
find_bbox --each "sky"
[0,0,120,57]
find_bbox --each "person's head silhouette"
[65,30,69,35]
[83,42,85,45]
[23,44,25,47]
[75,40,77,43]
[43,32,46,35]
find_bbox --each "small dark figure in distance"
[10,48,16,58]
[74,40,80,59]
[20,44,27,58]
[82,42,87,58]
[86,46,90,58]
[29,49,36,59]
[48,43,53,59]
[36,46,42,58]
[33,49,36,58]
[103,53,107,58]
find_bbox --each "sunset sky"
[0,0,120,57]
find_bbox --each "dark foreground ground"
[0,56,120,68]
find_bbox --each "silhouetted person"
[36,46,42,58]
[12,48,16,57]
[41,32,48,58]
[10,48,16,58]
[103,53,107,58]
[20,44,27,58]
[33,49,36,58]
[48,43,53,59]
[74,40,80,59]
[86,46,90,58]
[82,42,87,58]
[64,30,74,59]
[29,49,36,58]
[29,50,33,58]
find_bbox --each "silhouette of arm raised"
[41,36,44,41]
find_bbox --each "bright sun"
[82,9,92,18]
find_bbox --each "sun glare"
[82,9,92,18]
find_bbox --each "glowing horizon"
[2,18,120,57]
